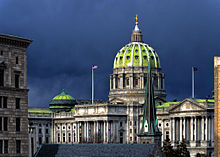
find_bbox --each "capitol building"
[28,18,214,157]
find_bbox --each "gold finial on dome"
[136,14,138,25]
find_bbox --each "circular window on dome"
[135,56,139,59]
[116,57,118,61]
[120,57,123,60]
[127,56,130,60]
[128,50,131,53]
[122,50,125,52]
[151,56,154,60]
[135,49,138,52]
[142,49,146,52]
[144,56,147,60]
[149,50,152,53]
[156,57,158,60]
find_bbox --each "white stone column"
[140,74,144,89]
[87,122,89,142]
[195,117,197,141]
[106,120,109,143]
[180,118,182,141]
[172,118,175,143]
[201,117,204,141]
[205,117,208,141]
[42,124,45,143]
[60,124,62,143]
[183,117,186,139]
[169,119,172,140]
[190,117,193,141]
[211,116,214,143]
[104,121,106,143]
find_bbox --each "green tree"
[175,139,190,157]
[162,138,175,157]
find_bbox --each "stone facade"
[0,34,32,157]
[28,98,214,157]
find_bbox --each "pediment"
[169,99,206,113]
[109,97,126,104]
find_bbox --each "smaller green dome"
[49,89,76,112]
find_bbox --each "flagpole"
[92,67,94,104]
[192,67,194,98]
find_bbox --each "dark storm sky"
[0,0,220,107]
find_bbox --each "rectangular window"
[16,98,20,109]
[0,69,4,87]
[3,97,7,108]
[39,128,42,134]
[3,117,7,131]
[16,118,20,132]
[0,117,2,131]
[123,74,125,88]
[0,140,2,154]
[4,140,8,154]
[16,140,21,154]
[0,96,2,108]
[16,56,19,64]
[15,74,19,88]
[46,129,48,134]
[126,78,129,86]
[39,137,42,145]
[130,129,132,133]
[46,137,49,143]
[120,122,122,127]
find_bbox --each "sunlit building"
[28,17,214,157]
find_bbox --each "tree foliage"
[162,138,190,157]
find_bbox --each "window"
[16,98,20,109]
[143,56,147,60]
[16,140,21,154]
[46,129,48,134]
[130,129,132,133]
[15,74,19,88]
[120,122,123,127]
[126,56,130,60]
[16,118,20,132]
[120,132,123,136]
[130,121,132,126]
[46,124,48,127]
[134,121,136,126]
[126,78,129,86]
[39,137,42,145]
[166,131,169,140]
[0,97,2,108]
[3,117,7,131]
[39,128,42,134]
[63,133,65,142]
[0,140,2,154]
[134,129,136,134]
[0,51,3,56]
[0,69,4,87]
[0,117,2,131]
[4,140,8,154]
[46,137,49,143]
[39,124,41,127]
[159,123,161,127]
[16,56,19,64]
[166,123,169,127]
[58,133,60,143]
[3,97,7,108]
[130,137,132,141]
[135,55,139,59]
[143,49,146,52]
[68,133,71,142]
[135,49,138,52]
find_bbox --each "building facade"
[28,18,214,157]
[0,34,32,157]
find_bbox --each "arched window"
[58,133,60,143]
[63,133,65,143]
[68,133,71,142]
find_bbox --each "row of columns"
[169,116,214,144]
[75,120,120,143]
[110,73,164,90]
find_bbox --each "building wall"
[0,34,31,157]
[28,99,214,157]
[214,56,220,157]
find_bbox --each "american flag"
[92,65,98,69]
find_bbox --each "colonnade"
[110,73,164,90]
[53,120,122,144]
[167,116,214,146]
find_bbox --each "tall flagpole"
[92,67,94,104]
[192,67,194,98]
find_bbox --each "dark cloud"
[0,0,220,106]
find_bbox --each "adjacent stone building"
[0,34,32,157]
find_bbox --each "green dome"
[49,90,76,112]
[113,42,160,69]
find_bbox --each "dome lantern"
[131,15,143,42]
